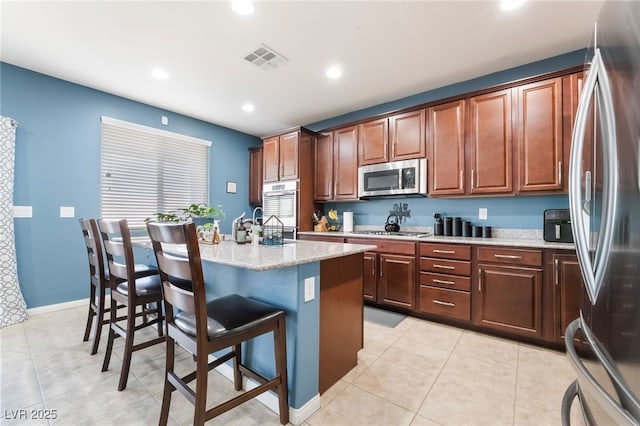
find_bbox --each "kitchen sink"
[352,230,431,238]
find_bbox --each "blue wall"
[1,62,261,308]
[305,49,585,229]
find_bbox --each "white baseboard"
[212,356,320,425]
[27,298,89,316]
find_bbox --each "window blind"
[100,117,211,228]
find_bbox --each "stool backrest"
[98,219,136,286]
[146,222,208,338]
[79,218,107,287]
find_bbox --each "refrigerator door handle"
[568,48,619,304]
[565,319,638,425]
[561,380,580,426]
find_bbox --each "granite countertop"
[298,228,575,250]
[134,238,376,272]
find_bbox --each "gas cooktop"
[352,230,431,238]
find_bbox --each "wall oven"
[262,179,297,239]
[358,158,427,198]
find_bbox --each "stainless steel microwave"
[358,159,427,198]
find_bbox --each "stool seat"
[115,275,162,297]
[174,294,284,338]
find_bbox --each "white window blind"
[100,116,211,228]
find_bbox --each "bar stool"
[146,221,289,425]
[79,218,157,355]
[99,218,165,391]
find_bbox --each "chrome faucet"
[231,212,246,241]
[252,206,263,225]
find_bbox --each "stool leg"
[83,283,96,342]
[274,315,289,425]
[233,344,242,391]
[117,303,136,391]
[90,285,106,355]
[193,351,209,426]
[159,336,175,426]
[101,297,117,372]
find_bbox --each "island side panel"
[319,252,364,394]
[200,260,321,410]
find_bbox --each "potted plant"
[145,203,225,244]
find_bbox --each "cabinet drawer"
[476,246,542,266]
[420,257,471,276]
[419,286,470,321]
[345,238,415,255]
[420,243,471,260]
[420,272,470,292]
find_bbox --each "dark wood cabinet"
[314,133,334,201]
[358,118,388,166]
[474,246,543,339]
[546,252,583,343]
[279,131,299,181]
[389,109,426,161]
[248,146,263,206]
[346,238,416,310]
[427,100,466,196]
[333,125,359,200]
[562,71,589,193]
[516,78,563,192]
[418,243,471,322]
[263,136,279,183]
[469,89,513,195]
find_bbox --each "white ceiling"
[1,1,603,137]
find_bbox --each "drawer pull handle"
[433,249,455,254]
[433,300,455,307]
[433,279,455,285]
[493,254,523,259]
[433,264,455,270]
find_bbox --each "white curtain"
[0,116,28,327]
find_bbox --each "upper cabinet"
[516,78,563,192]
[263,128,314,183]
[333,125,359,200]
[427,100,466,196]
[314,133,334,201]
[469,89,513,195]
[248,146,263,206]
[357,110,425,166]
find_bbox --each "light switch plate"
[13,205,32,218]
[60,206,75,218]
[479,208,488,220]
[304,277,315,302]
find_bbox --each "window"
[101,116,211,228]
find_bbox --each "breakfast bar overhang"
[136,238,375,425]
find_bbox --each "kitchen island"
[135,238,375,425]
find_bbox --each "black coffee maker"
[433,213,444,236]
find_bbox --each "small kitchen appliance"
[543,209,573,243]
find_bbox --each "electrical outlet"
[479,208,488,220]
[304,277,315,302]
[60,206,75,218]
[13,205,32,218]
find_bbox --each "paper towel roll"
[343,211,354,233]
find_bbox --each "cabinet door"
[563,72,590,194]
[279,132,299,181]
[379,253,416,309]
[469,89,513,194]
[428,100,466,195]
[390,109,426,161]
[248,146,263,206]
[517,78,563,192]
[263,136,280,183]
[314,133,334,201]
[552,254,582,342]
[363,252,377,302]
[358,118,388,166]
[475,264,543,338]
[333,125,359,200]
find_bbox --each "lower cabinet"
[474,246,543,339]
[546,251,583,343]
[418,243,472,322]
[346,238,416,310]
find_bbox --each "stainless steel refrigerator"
[562,1,640,425]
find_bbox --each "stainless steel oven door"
[263,180,297,229]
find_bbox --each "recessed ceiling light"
[151,68,169,80]
[231,0,255,15]
[501,0,526,10]
[326,66,342,79]
[242,103,255,113]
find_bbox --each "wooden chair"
[80,218,158,355]
[99,218,165,391]
[146,222,289,425]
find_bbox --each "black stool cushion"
[174,294,284,339]
[133,264,158,278]
[116,274,163,297]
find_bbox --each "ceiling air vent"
[244,44,288,70]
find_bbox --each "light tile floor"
[0,306,584,425]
